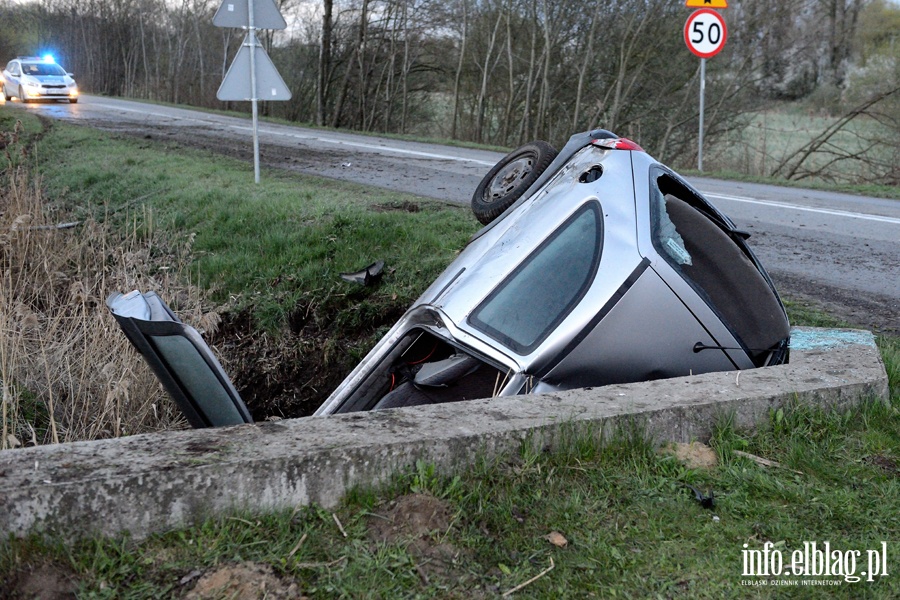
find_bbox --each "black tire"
[18,86,30,103]
[69,98,78,104]
[471,140,558,225]
[2,86,10,101]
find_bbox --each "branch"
[770,85,900,180]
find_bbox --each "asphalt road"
[5,94,898,332]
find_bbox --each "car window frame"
[468,200,604,355]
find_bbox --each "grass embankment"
[2,110,899,597]
[0,111,479,432]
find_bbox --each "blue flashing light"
[42,54,55,63]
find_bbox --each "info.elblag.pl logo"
[741,541,889,585]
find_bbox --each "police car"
[2,56,78,103]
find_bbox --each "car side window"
[469,201,603,354]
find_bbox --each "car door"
[4,61,20,95]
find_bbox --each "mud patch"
[209,309,350,420]
[774,273,899,336]
[368,493,452,542]
[660,441,718,470]
[2,561,78,600]
[183,562,302,600]
[210,301,405,420]
[370,201,420,213]
[865,454,899,476]
[367,493,466,582]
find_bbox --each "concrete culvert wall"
[0,327,888,541]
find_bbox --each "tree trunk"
[535,0,552,139]
[476,7,505,143]
[400,0,411,134]
[572,11,598,131]
[332,0,369,128]
[500,0,515,144]
[520,0,539,143]
[451,0,469,139]
[317,0,333,126]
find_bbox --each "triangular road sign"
[213,0,287,30]
[686,0,727,7]
[217,34,292,101]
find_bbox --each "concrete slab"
[0,327,888,541]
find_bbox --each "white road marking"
[90,99,497,166]
[703,192,900,225]
[226,125,496,165]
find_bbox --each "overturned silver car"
[109,129,789,426]
[315,129,790,415]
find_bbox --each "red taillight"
[591,138,644,151]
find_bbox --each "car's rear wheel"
[471,140,558,225]
[3,87,10,101]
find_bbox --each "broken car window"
[649,172,790,365]
[653,187,692,266]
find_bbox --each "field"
[704,105,899,190]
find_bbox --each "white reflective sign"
[217,34,291,101]
[213,0,286,30]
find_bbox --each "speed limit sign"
[684,9,727,59]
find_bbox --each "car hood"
[23,74,74,85]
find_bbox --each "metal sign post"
[248,0,259,183]
[699,58,705,172]
[214,0,289,182]
[684,7,727,172]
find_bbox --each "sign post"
[214,0,290,182]
[248,0,260,184]
[684,7,727,172]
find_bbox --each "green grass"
[40,94,900,200]
[11,111,479,333]
[783,299,849,329]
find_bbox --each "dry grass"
[0,122,216,450]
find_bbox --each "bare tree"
[451,0,469,139]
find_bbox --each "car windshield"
[469,201,603,354]
[22,62,66,76]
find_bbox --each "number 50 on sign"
[684,9,727,59]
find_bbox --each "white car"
[2,56,78,103]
